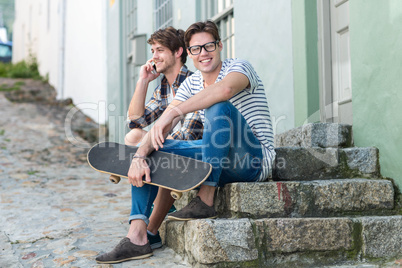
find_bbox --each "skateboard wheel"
[109,175,121,184]
[170,191,182,200]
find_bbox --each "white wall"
[63,0,107,123]
[13,0,61,91]
[12,0,107,124]
[13,0,59,86]
[235,0,295,135]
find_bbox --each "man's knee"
[125,128,147,146]
[205,101,232,118]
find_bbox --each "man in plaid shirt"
[125,27,203,250]
[126,27,203,146]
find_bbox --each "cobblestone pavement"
[0,92,189,267]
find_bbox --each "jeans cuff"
[202,181,218,187]
[128,214,149,225]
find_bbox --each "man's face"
[151,42,176,74]
[188,32,222,75]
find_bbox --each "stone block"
[274,147,340,180]
[343,147,380,175]
[217,179,394,219]
[361,216,402,258]
[216,181,310,218]
[184,219,258,264]
[274,147,380,180]
[164,216,402,266]
[313,179,394,213]
[164,221,186,254]
[275,123,353,148]
[255,218,354,253]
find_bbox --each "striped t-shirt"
[175,58,276,180]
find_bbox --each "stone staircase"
[160,123,402,267]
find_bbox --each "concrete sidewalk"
[0,91,189,267]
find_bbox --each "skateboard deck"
[87,142,212,199]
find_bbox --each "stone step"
[216,179,395,218]
[275,122,353,148]
[273,147,380,180]
[175,179,395,219]
[161,215,402,267]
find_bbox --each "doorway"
[317,0,352,124]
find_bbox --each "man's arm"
[152,72,250,148]
[127,79,149,121]
[127,99,183,187]
[127,60,160,121]
[127,72,249,187]
[134,99,183,155]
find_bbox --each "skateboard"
[87,142,212,199]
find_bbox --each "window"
[202,0,235,59]
[154,0,173,30]
[122,0,139,108]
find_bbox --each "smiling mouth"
[200,58,212,63]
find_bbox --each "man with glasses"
[95,20,275,264]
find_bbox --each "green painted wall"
[291,0,320,126]
[350,0,402,189]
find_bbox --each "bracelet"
[132,154,147,160]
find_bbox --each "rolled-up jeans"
[129,101,263,225]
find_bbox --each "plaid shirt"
[128,65,203,140]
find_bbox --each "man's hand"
[139,59,160,82]
[150,109,179,150]
[127,59,160,122]
[127,157,151,187]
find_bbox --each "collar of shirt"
[160,65,191,96]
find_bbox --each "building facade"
[12,0,107,123]
[12,0,402,190]
[106,0,295,144]
[108,0,402,190]
[292,0,402,190]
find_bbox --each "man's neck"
[164,63,184,88]
[202,61,222,88]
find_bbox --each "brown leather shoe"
[168,196,217,221]
[95,237,153,264]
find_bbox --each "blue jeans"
[129,101,263,224]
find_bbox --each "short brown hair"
[184,21,221,48]
[148,27,187,64]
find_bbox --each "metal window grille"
[122,0,139,108]
[203,0,235,59]
[154,0,173,30]
[123,0,138,51]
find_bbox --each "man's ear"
[218,41,223,52]
[176,47,184,58]
[186,48,193,59]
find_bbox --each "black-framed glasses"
[187,40,219,55]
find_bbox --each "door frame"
[317,0,334,123]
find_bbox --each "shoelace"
[187,198,199,209]
[116,238,129,248]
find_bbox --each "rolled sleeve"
[171,111,203,140]
[128,88,164,129]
